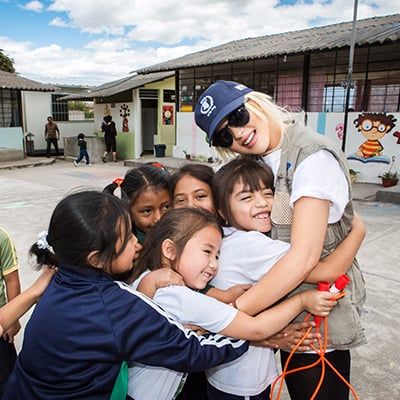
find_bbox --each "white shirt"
[263,149,349,223]
[206,227,289,396]
[128,275,238,400]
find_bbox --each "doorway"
[141,99,158,154]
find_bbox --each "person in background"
[73,133,91,166]
[0,226,21,397]
[101,115,117,163]
[44,116,60,158]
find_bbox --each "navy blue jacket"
[4,264,247,399]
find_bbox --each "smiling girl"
[195,81,366,399]
[128,208,337,400]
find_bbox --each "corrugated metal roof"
[0,70,57,91]
[60,71,175,100]
[137,13,400,74]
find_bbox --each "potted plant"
[349,169,359,184]
[379,171,398,187]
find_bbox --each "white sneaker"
[86,163,92,166]
[73,161,78,167]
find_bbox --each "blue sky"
[0,0,398,86]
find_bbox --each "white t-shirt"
[206,227,289,396]
[263,149,349,223]
[128,274,238,400]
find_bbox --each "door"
[141,99,158,154]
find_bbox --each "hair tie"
[112,177,124,187]
[37,231,50,250]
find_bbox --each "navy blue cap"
[194,80,253,143]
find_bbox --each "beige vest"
[270,124,367,350]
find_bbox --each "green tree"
[0,49,16,73]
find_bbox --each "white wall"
[22,91,94,150]
[306,112,400,184]
[175,111,400,183]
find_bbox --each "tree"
[0,49,16,73]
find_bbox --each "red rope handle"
[270,291,359,400]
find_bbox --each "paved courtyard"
[0,160,399,399]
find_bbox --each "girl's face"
[228,179,274,233]
[173,175,215,213]
[175,225,221,290]
[111,230,143,275]
[218,103,280,155]
[130,188,170,232]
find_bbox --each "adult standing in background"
[101,115,117,163]
[44,116,60,158]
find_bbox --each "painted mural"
[120,104,130,132]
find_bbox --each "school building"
[61,71,175,160]
[0,70,94,160]
[136,13,400,183]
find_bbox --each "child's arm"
[0,267,56,336]
[3,270,21,342]
[305,213,366,284]
[136,268,184,298]
[206,284,251,304]
[221,289,336,341]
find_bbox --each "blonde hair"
[215,91,292,160]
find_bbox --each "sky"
[0,0,398,87]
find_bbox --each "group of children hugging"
[0,80,367,400]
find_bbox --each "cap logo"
[199,95,216,117]
[234,84,247,91]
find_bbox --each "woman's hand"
[253,322,320,352]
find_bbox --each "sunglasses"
[211,105,250,148]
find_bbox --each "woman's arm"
[305,213,366,284]
[221,289,336,341]
[236,197,330,316]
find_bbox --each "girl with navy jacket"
[3,191,248,400]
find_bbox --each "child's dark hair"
[78,133,85,140]
[212,157,274,226]
[169,163,215,198]
[30,191,132,274]
[132,208,222,281]
[103,164,170,205]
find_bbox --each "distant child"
[104,164,171,244]
[128,207,337,400]
[0,226,21,397]
[206,158,365,399]
[73,133,90,166]
[3,191,249,399]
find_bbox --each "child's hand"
[184,324,209,336]
[253,322,320,352]
[224,284,252,304]
[29,266,57,301]
[301,290,337,316]
[137,268,184,299]
[3,321,21,343]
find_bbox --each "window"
[0,89,20,127]
[51,94,94,121]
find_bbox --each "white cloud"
[49,16,71,28]
[3,0,399,84]
[21,0,44,12]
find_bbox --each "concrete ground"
[0,158,399,399]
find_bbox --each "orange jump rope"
[270,275,360,400]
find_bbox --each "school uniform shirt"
[263,149,349,223]
[3,264,248,400]
[128,275,239,400]
[206,227,289,396]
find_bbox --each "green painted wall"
[95,131,135,160]
[144,76,176,156]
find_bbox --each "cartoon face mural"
[354,112,397,159]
